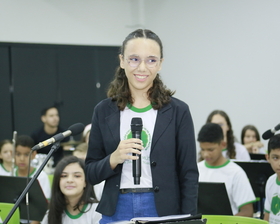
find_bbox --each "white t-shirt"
[264,173,280,224]
[14,167,51,199]
[94,181,105,201]
[198,160,256,215]
[222,142,250,161]
[258,147,266,154]
[0,163,11,176]
[120,104,157,189]
[41,203,101,224]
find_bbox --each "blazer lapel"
[151,103,172,151]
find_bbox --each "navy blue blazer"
[85,97,198,216]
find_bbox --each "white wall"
[1,0,279,151]
[0,0,135,45]
[145,0,280,150]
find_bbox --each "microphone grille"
[68,123,85,136]
[262,130,274,140]
[131,118,143,132]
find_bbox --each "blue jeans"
[99,192,158,224]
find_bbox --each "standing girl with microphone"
[85,29,198,223]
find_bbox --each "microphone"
[131,117,143,185]
[262,123,280,140]
[32,123,85,151]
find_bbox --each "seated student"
[14,135,51,224]
[41,155,101,224]
[30,106,70,167]
[241,125,265,154]
[264,134,280,223]
[73,142,105,201]
[204,110,250,161]
[0,139,13,175]
[73,142,88,160]
[197,123,256,217]
[14,135,50,198]
[81,124,91,144]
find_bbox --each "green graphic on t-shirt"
[271,195,280,215]
[126,129,149,150]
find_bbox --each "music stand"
[234,161,274,198]
[0,176,48,221]
[136,219,206,224]
[198,182,232,215]
[249,153,266,161]
[234,160,274,218]
[109,214,206,224]
[134,214,205,224]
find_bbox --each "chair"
[0,203,20,224]
[202,215,268,224]
[48,174,54,188]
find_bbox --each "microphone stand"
[3,142,61,224]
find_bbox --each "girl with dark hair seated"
[41,155,101,224]
[204,110,250,161]
[241,124,265,154]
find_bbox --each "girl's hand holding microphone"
[110,138,143,169]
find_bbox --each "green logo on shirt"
[271,195,280,215]
[127,129,149,150]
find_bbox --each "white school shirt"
[264,173,280,224]
[120,104,157,189]
[198,160,256,215]
[0,163,11,176]
[41,203,101,224]
[94,180,105,201]
[222,142,250,161]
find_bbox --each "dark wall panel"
[0,46,13,139]
[93,46,119,107]
[58,46,119,135]
[0,43,119,141]
[12,46,57,136]
[57,47,97,130]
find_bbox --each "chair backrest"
[48,174,54,188]
[0,203,20,224]
[202,215,268,224]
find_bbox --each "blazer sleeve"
[85,99,122,186]
[176,101,199,215]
